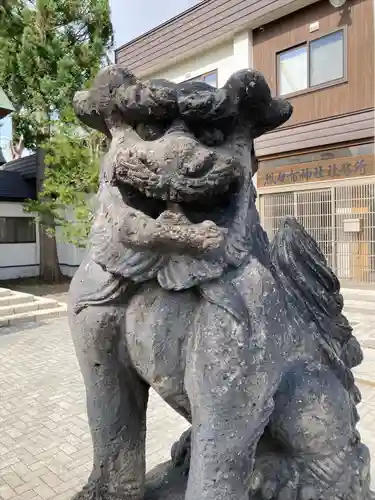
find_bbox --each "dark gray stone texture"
[68,64,372,500]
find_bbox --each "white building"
[0,154,84,280]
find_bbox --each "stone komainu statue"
[68,64,372,500]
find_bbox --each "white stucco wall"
[150,42,234,87]
[147,30,253,87]
[55,206,87,277]
[0,202,87,281]
[0,202,40,280]
[56,235,86,278]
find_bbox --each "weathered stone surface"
[68,63,372,500]
[145,462,187,500]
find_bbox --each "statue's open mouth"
[112,149,241,204]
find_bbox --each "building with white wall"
[0,154,85,280]
[0,200,39,280]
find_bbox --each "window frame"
[0,217,37,244]
[185,69,218,87]
[276,27,347,98]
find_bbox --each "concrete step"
[0,305,67,327]
[0,298,60,317]
[0,287,67,327]
[0,292,36,306]
[0,287,13,298]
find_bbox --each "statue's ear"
[224,69,293,139]
[248,96,293,139]
[73,90,110,136]
[73,65,139,136]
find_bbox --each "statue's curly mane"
[270,216,348,333]
[73,66,293,146]
[270,216,363,398]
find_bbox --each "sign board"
[343,218,361,233]
[258,154,375,188]
[309,21,320,32]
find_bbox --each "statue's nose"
[158,119,214,176]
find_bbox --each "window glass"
[0,218,15,243]
[186,70,218,88]
[278,45,308,95]
[310,30,344,87]
[15,218,36,243]
[202,71,218,87]
[0,217,36,243]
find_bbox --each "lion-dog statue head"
[72,65,293,292]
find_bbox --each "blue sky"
[0,0,200,160]
[111,0,200,48]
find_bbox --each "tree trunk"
[39,222,62,283]
[36,148,63,283]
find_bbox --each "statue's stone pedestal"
[145,461,187,500]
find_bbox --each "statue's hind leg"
[69,305,149,500]
[251,363,372,500]
[184,301,283,500]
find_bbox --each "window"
[309,31,344,87]
[186,70,218,87]
[0,217,36,244]
[277,29,345,96]
[278,45,308,95]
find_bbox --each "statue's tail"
[270,216,363,402]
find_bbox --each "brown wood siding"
[253,0,375,127]
[115,0,319,76]
[255,109,374,157]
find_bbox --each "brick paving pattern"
[0,316,373,499]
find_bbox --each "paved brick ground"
[0,317,373,500]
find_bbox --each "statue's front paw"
[249,453,299,500]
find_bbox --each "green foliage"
[0,0,113,148]
[0,0,113,247]
[25,113,106,247]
